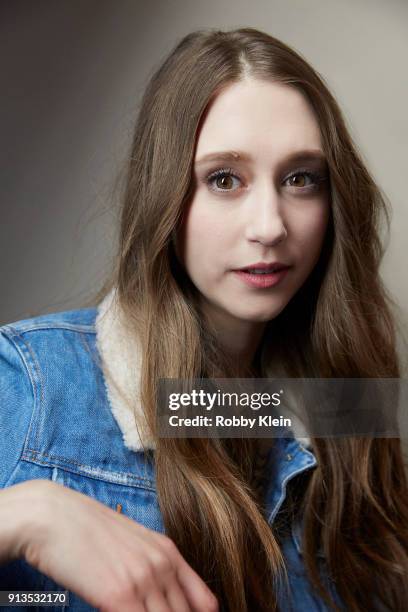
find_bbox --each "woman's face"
[177,78,330,331]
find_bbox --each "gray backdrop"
[1,0,407,373]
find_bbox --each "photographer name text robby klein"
[168,414,292,428]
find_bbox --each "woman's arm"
[0,478,219,612]
[0,480,39,565]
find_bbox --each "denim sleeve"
[0,329,35,488]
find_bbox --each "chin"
[235,305,288,323]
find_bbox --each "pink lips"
[233,267,290,288]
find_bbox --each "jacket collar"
[95,288,156,452]
[95,287,312,455]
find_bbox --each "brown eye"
[205,168,242,193]
[216,174,234,190]
[284,170,325,191]
[289,174,306,187]
[287,173,308,187]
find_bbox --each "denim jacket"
[0,289,344,611]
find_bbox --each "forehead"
[194,79,323,162]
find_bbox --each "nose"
[244,184,288,246]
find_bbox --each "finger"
[175,561,218,612]
[164,578,192,612]
[144,589,172,612]
[122,605,146,612]
[149,534,218,611]
[142,543,192,612]
[102,601,146,612]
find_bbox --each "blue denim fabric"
[0,307,345,611]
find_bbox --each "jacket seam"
[3,322,96,335]
[22,450,156,490]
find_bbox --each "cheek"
[177,201,225,276]
[293,203,329,255]
[183,203,224,256]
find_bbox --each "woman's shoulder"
[0,305,99,378]
[0,305,100,393]
[0,290,122,372]
[1,303,98,338]
[0,305,100,419]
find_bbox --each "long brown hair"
[94,28,408,611]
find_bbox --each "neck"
[201,300,266,377]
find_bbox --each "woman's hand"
[1,479,219,612]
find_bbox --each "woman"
[0,27,407,612]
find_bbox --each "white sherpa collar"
[95,288,156,452]
[95,288,311,453]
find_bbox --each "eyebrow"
[195,149,327,166]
